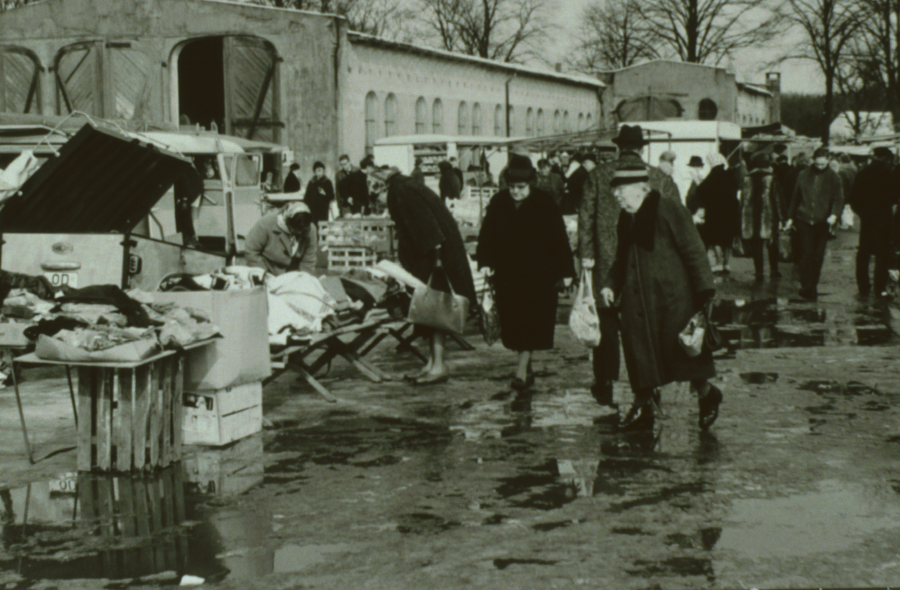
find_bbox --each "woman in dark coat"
[477,154,575,391]
[303,161,335,225]
[600,164,722,431]
[438,160,462,203]
[741,152,781,281]
[369,166,476,385]
[695,152,740,273]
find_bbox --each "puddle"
[493,558,559,570]
[739,372,779,384]
[798,380,879,396]
[608,482,708,513]
[665,528,722,551]
[272,543,352,573]
[395,513,461,535]
[717,480,900,559]
[495,460,576,511]
[627,556,714,579]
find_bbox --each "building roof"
[737,82,773,97]
[348,32,605,90]
[600,59,728,74]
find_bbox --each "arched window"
[472,102,482,135]
[384,93,398,136]
[432,98,443,133]
[553,109,561,133]
[1,46,42,114]
[578,113,584,131]
[536,108,545,136]
[457,101,469,135]
[415,97,427,134]
[563,110,570,132]
[698,98,718,121]
[365,91,378,153]
[526,108,535,136]
[507,105,515,135]
[585,113,592,129]
[494,104,503,136]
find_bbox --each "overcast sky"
[551,0,825,95]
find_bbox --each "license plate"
[49,474,78,494]
[43,272,78,288]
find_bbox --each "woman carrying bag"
[476,154,576,391]
[368,166,476,385]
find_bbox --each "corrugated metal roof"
[0,123,200,233]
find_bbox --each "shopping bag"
[840,204,855,229]
[778,231,794,263]
[407,268,470,334]
[678,311,706,357]
[479,281,501,346]
[568,270,601,347]
[731,236,750,258]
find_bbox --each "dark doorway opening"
[178,38,225,131]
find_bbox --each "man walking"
[848,147,900,297]
[784,148,844,300]
[335,155,370,215]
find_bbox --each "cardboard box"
[154,288,271,390]
[0,322,30,347]
[184,436,264,496]
[182,381,263,446]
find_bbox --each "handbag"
[479,279,501,346]
[679,301,722,357]
[568,269,601,347]
[778,230,794,262]
[407,267,470,334]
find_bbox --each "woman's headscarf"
[277,201,312,258]
[706,152,728,169]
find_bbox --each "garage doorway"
[174,36,281,142]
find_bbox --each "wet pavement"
[1,228,900,589]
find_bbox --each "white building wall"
[341,43,602,162]
[736,90,771,126]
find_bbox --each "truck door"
[218,153,262,259]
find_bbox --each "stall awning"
[0,123,200,233]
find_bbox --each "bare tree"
[569,0,660,73]
[854,0,900,117]
[242,0,416,38]
[417,0,556,63]
[634,0,784,65]
[781,0,868,143]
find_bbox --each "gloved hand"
[599,287,615,307]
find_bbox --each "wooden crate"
[318,218,395,255]
[327,245,378,271]
[182,381,263,446]
[77,356,183,472]
[183,435,264,495]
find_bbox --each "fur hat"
[506,153,536,184]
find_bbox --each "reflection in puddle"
[710,298,898,351]
[273,544,352,573]
[718,480,900,559]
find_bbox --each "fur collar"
[620,191,660,251]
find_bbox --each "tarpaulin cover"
[0,123,201,233]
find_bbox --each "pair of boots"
[619,386,723,431]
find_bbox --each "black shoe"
[771,270,782,279]
[525,368,535,389]
[698,385,723,431]
[798,288,817,301]
[511,377,527,392]
[619,401,654,431]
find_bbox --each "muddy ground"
[1,228,899,590]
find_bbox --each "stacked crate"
[318,218,395,272]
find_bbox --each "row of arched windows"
[364,91,595,152]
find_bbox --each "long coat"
[476,187,575,351]
[741,166,780,240]
[386,174,477,307]
[605,192,716,391]
[849,161,900,255]
[244,212,318,276]
[304,176,335,225]
[695,165,740,248]
[579,158,681,297]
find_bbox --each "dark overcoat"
[741,167,780,240]
[476,188,575,351]
[605,192,716,391]
[386,174,477,306]
[695,165,740,248]
[304,176,335,225]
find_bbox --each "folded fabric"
[58,285,159,327]
[266,272,337,335]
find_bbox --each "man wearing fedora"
[579,125,680,409]
[597,163,721,431]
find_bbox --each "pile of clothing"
[158,266,407,345]
[0,271,219,361]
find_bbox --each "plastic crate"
[318,218,395,255]
[327,246,378,271]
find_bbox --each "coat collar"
[624,190,660,251]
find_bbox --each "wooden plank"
[161,469,177,571]
[160,359,172,467]
[96,475,114,576]
[172,358,184,462]
[132,473,153,573]
[114,369,132,471]
[77,368,95,471]
[289,362,338,403]
[133,365,151,471]
[173,465,188,571]
[147,472,165,571]
[149,361,161,468]
[117,474,139,578]
[97,369,113,471]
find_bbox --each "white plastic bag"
[568,269,601,347]
[840,204,854,229]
